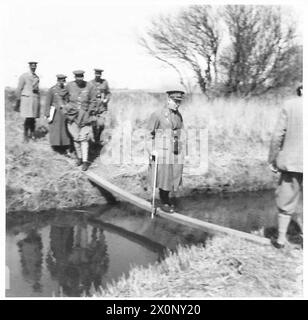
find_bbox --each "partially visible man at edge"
[89,68,111,145]
[15,61,41,142]
[44,74,71,155]
[64,70,96,171]
[268,85,303,249]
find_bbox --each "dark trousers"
[159,189,170,204]
[51,145,70,154]
[24,118,36,139]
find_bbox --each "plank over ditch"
[85,171,271,246]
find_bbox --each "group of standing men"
[15,62,111,171]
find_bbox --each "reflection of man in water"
[46,224,74,280]
[17,230,43,292]
[46,223,109,296]
[66,224,109,296]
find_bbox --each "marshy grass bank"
[94,236,302,298]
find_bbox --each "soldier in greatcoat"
[15,61,41,142]
[147,90,185,213]
[45,74,71,154]
[268,85,303,248]
[64,70,96,171]
[88,68,111,145]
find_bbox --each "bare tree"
[140,5,301,97]
[139,5,220,95]
[220,5,302,96]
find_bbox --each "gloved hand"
[269,163,278,173]
[150,150,158,161]
[14,99,20,112]
[44,115,53,123]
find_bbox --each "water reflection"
[8,190,297,297]
[6,210,170,297]
[17,230,43,293]
[44,223,108,296]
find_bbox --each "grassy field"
[5,87,292,211]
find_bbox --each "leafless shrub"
[140,5,302,97]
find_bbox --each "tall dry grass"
[106,91,281,158]
[98,91,290,195]
[108,91,280,135]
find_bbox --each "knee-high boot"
[159,189,170,205]
[29,118,36,139]
[24,119,30,142]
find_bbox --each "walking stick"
[151,153,158,219]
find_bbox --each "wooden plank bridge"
[85,171,271,246]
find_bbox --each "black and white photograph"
[1,0,305,300]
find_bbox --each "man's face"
[57,79,66,88]
[168,98,182,111]
[29,64,37,73]
[174,99,181,107]
[75,76,84,85]
[95,73,101,81]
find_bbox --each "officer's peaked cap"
[94,68,104,73]
[56,74,67,79]
[166,90,185,100]
[73,70,85,77]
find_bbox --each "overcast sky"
[1,0,305,91]
[2,0,184,90]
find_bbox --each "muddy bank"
[6,147,276,213]
[96,159,277,203]
[6,141,107,213]
[6,142,277,213]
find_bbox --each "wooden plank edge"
[85,171,271,246]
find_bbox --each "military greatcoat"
[148,106,185,191]
[45,84,71,146]
[16,72,40,118]
[65,80,96,127]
